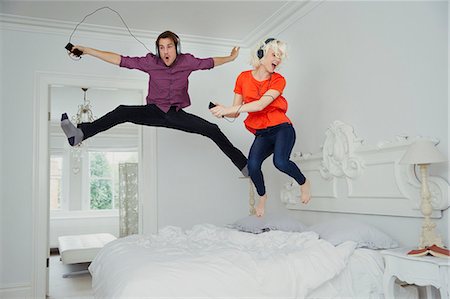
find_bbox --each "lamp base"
[419,210,443,249]
[407,244,450,258]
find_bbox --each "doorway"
[32,72,158,298]
[48,85,140,297]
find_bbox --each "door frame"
[32,72,158,297]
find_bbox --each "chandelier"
[71,87,96,174]
[72,87,95,125]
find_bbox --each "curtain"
[118,162,139,237]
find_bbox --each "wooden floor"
[48,254,93,299]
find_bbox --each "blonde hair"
[250,38,287,68]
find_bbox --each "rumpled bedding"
[89,224,357,298]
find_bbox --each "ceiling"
[0,1,310,46]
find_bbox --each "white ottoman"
[58,233,116,277]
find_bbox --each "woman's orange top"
[234,70,291,134]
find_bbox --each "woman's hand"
[210,104,230,118]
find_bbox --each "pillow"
[231,215,267,234]
[264,212,306,232]
[231,212,306,234]
[308,218,399,249]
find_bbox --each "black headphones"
[155,32,181,57]
[257,38,276,59]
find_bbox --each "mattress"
[58,233,117,264]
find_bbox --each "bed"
[91,224,389,298]
[89,120,448,298]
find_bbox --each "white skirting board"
[0,283,31,298]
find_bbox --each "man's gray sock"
[240,165,249,177]
[60,113,84,146]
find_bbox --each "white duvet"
[89,224,357,298]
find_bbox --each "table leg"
[383,273,397,299]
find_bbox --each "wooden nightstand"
[381,248,450,299]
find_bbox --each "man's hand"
[73,45,86,54]
[68,45,86,57]
[229,46,240,61]
[213,46,240,67]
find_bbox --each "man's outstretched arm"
[72,45,121,65]
[213,46,240,67]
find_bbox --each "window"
[49,154,63,210]
[89,151,138,210]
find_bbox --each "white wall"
[49,213,119,248]
[280,1,448,177]
[0,1,4,287]
[265,1,449,246]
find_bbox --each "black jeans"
[78,104,247,171]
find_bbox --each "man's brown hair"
[155,31,180,55]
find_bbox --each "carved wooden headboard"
[280,121,449,219]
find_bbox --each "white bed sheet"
[89,224,384,298]
[308,247,384,298]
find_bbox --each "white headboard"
[281,121,449,219]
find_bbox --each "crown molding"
[0,13,241,49]
[0,1,322,49]
[242,0,325,48]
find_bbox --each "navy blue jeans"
[78,104,248,172]
[248,123,306,196]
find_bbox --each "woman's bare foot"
[255,194,267,217]
[300,180,311,204]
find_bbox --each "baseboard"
[0,283,32,298]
